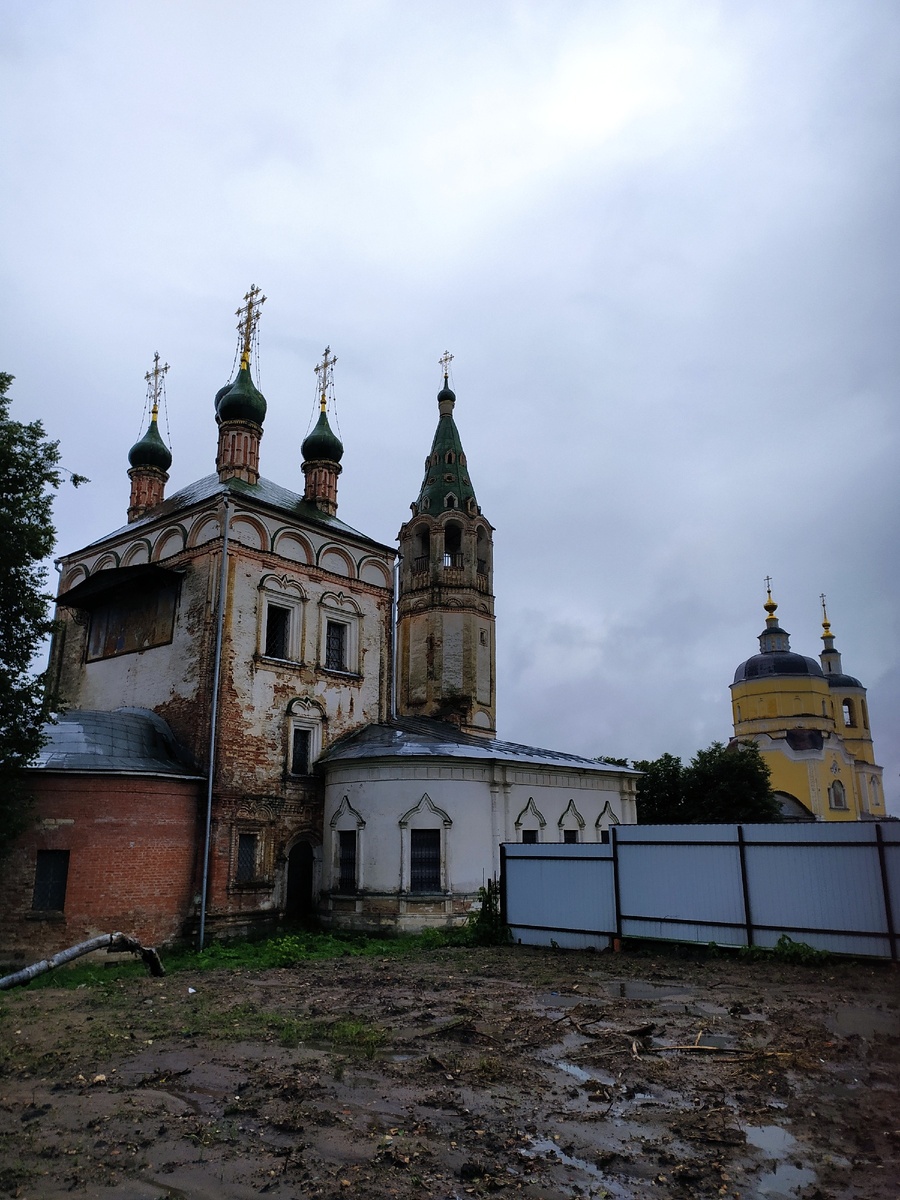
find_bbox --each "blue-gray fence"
[501,822,899,959]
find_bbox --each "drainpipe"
[391,553,400,720]
[199,497,231,950]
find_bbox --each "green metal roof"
[415,382,478,514]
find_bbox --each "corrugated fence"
[501,822,899,959]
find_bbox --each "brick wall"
[0,772,201,966]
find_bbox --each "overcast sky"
[3,0,898,813]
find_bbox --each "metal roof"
[69,473,395,558]
[32,709,202,777]
[319,717,640,774]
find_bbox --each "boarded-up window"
[338,830,357,892]
[410,828,441,892]
[87,581,178,661]
[32,850,70,910]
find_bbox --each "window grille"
[338,830,357,892]
[236,833,259,882]
[325,620,346,670]
[32,850,69,911]
[265,605,291,658]
[410,828,441,892]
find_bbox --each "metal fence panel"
[501,823,899,959]
[617,842,745,926]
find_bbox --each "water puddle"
[600,979,691,1000]
[827,1004,900,1039]
[519,1136,633,1198]
[551,1058,615,1087]
[744,1125,817,1197]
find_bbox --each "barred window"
[338,830,357,892]
[236,833,259,882]
[32,850,70,911]
[325,620,346,671]
[265,605,291,659]
[410,828,441,892]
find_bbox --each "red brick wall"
[0,772,201,965]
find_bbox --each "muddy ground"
[0,943,898,1199]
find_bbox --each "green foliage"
[463,879,511,946]
[741,934,830,964]
[633,741,781,824]
[0,373,62,857]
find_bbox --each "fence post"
[737,825,754,948]
[499,842,508,930]
[611,825,622,944]
[875,823,897,962]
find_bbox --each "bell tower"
[396,354,496,736]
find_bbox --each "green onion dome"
[302,406,344,463]
[214,379,234,410]
[128,411,172,472]
[216,362,267,425]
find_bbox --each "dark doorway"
[284,840,315,920]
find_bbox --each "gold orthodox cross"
[439,350,454,378]
[235,284,266,365]
[144,352,170,417]
[314,345,338,409]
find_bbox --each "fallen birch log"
[0,932,165,991]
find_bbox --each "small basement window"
[32,850,70,911]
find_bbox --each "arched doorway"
[284,840,315,921]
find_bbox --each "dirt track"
[1,943,898,1198]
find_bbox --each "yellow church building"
[730,587,885,821]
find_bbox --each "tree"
[683,741,781,823]
[0,372,61,857]
[632,741,781,824]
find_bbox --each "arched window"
[444,493,457,510]
[444,450,455,464]
[414,527,430,573]
[842,700,854,728]
[828,780,847,810]
[443,521,462,567]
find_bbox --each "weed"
[740,935,831,964]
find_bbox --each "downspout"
[391,553,400,720]
[199,497,231,950]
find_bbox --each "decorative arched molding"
[595,801,620,830]
[399,793,452,828]
[260,573,308,600]
[330,795,366,830]
[514,797,546,829]
[60,564,89,592]
[358,556,392,588]
[230,513,267,550]
[558,799,585,829]
[286,695,326,719]
[317,543,355,578]
[187,514,221,548]
[152,524,188,562]
[471,710,492,729]
[273,528,313,564]
[120,540,152,567]
[93,551,121,572]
